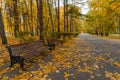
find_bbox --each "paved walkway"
[48,33,120,80]
[0,33,120,80]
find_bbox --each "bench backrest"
[6,41,45,55]
[47,38,59,43]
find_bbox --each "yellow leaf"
[113,62,120,67]
[64,72,70,78]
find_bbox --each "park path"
[48,33,120,80]
[1,33,120,80]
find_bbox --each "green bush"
[17,31,37,43]
[55,32,79,37]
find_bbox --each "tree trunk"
[30,0,34,36]
[0,9,7,44]
[47,0,54,32]
[13,0,19,37]
[24,0,30,35]
[70,15,72,32]
[54,1,58,32]
[66,0,68,32]
[64,0,66,32]
[58,0,60,32]
[36,0,43,40]
[95,27,98,35]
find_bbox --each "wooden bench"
[46,38,63,50]
[6,41,50,69]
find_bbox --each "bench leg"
[49,47,52,51]
[20,62,24,69]
[53,44,55,50]
[19,57,25,70]
[10,59,17,67]
[49,45,55,50]
[10,60,14,67]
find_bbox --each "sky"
[75,0,90,15]
[60,0,90,15]
[81,3,89,14]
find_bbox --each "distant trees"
[86,0,120,36]
[0,0,82,44]
[67,4,81,32]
